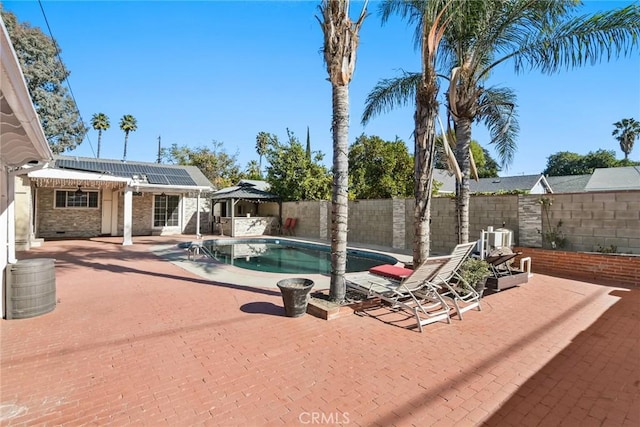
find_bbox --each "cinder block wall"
[281,190,640,255]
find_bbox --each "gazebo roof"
[212,180,280,202]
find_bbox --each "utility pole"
[157,136,161,163]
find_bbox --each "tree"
[255,131,274,177]
[434,136,501,178]
[163,140,242,189]
[91,113,110,158]
[319,0,367,303]
[245,160,262,180]
[305,126,312,161]
[543,149,623,176]
[612,118,640,160]
[1,9,87,153]
[349,135,413,199]
[364,0,455,266]
[442,1,639,244]
[265,129,331,202]
[119,114,137,161]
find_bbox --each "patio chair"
[416,242,481,320]
[345,257,452,332]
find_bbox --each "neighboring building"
[434,169,552,194]
[545,174,592,193]
[1,17,54,317]
[21,156,214,246]
[584,166,640,192]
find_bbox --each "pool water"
[182,239,397,274]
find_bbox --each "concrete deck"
[1,236,638,426]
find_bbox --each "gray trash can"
[6,258,56,319]
[277,278,314,317]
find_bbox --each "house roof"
[433,169,551,194]
[585,166,640,191]
[212,181,280,202]
[545,174,591,193]
[51,156,214,190]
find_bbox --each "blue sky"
[4,0,640,176]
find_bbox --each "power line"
[37,0,95,157]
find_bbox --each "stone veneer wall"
[36,188,102,238]
[182,196,211,235]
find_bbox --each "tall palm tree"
[444,0,640,243]
[119,114,137,161]
[91,113,110,158]
[319,0,367,303]
[255,132,270,176]
[364,0,454,266]
[612,118,640,160]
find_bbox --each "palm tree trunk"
[455,117,473,244]
[330,84,349,303]
[413,85,438,266]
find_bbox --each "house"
[584,166,640,192]
[19,156,214,246]
[433,169,553,194]
[545,174,592,193]
[1,17,54,317]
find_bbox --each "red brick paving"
[1,237,638,426]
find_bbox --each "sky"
[3,0,640,177]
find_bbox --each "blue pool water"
[179,238,397,274]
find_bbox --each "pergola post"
[122,187,133,245]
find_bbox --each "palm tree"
[364,0,454,266]
[319,0,367,303]
[91,113,110,158]
[443,0,639,243]
[255,132,271,176]
[119,114,137,161]
[612,118,640,160]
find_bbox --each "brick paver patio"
[1,237,638,426]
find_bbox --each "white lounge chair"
[416,242,481,320]
[345,257,452,332]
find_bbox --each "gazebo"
[211,180,282,237]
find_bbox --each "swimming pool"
[179,238,398,274]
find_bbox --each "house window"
[54,190,99,208]
[154,194,180,227]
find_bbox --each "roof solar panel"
[55,159,198,186]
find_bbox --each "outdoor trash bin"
[277,278,314,318]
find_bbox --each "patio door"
[101,189,118,236]
[153,194,180,232]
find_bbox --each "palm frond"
[477,87,519,168]
[361,71,421,125]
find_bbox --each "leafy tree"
[255,131,275,176]
[119,115,137,161]
[319,0,367,302]
[91,113,110,158]
[1,9,87,153]
[265,129,331,202]
[434,135,500,178]
[163,140,242,189]
[543,149,623,176]
[349,135,413,199]
[612,118,640,160]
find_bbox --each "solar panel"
[55,159,197,186]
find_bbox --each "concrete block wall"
[544,191,640,253]
[281,190,640,255]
